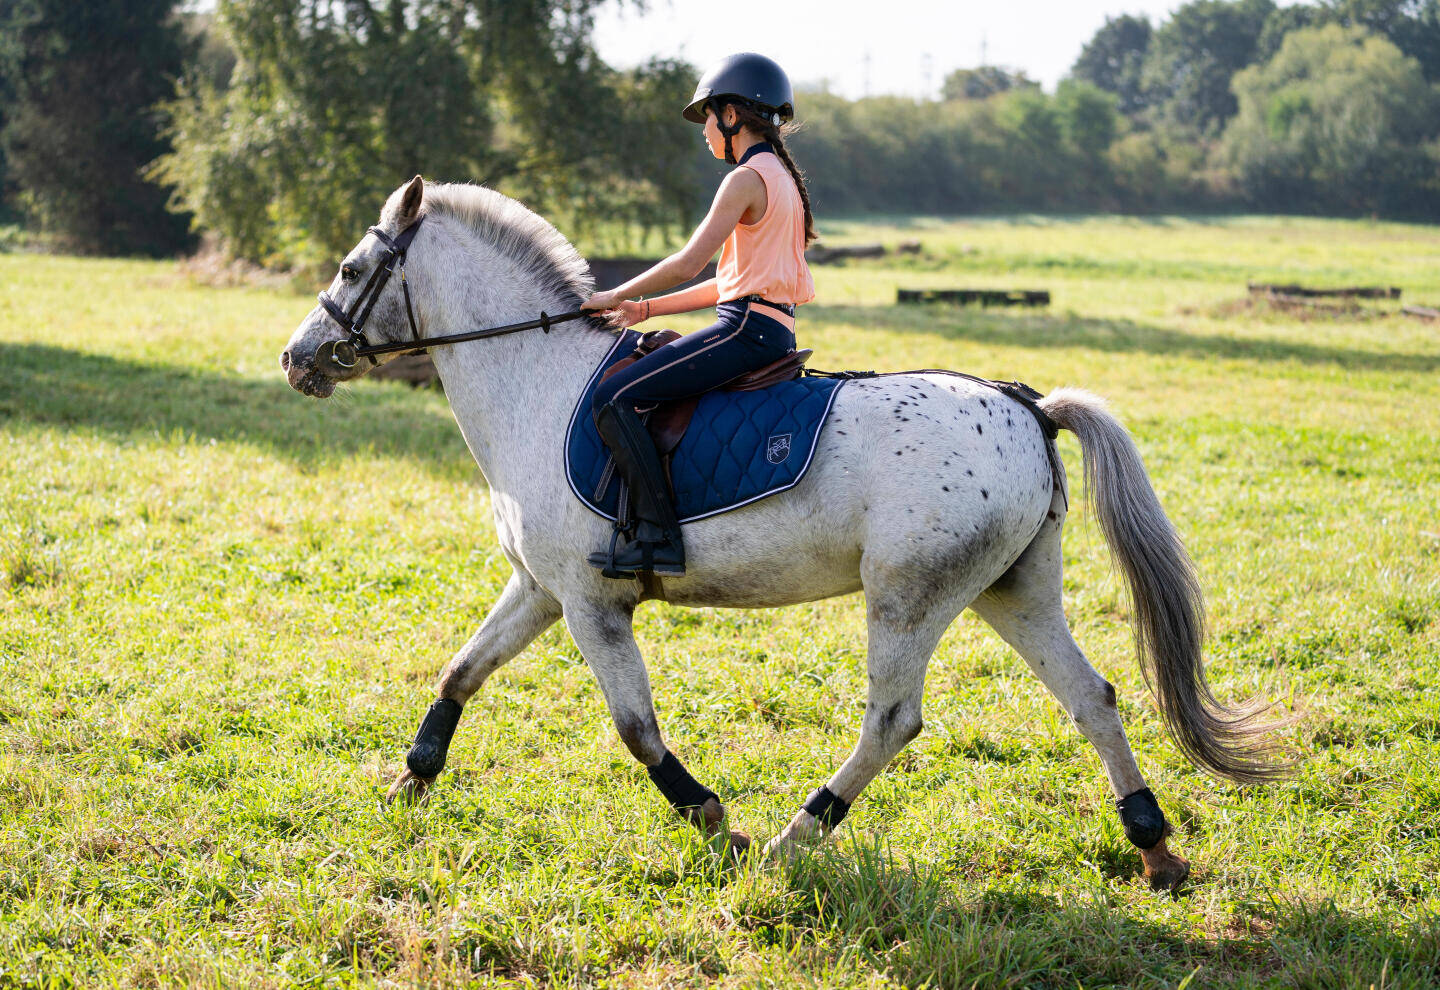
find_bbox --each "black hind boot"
[588,402,686,577]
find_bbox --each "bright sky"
[593,0,1299,98]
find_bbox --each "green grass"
[1,214,1438,987]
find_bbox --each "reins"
[314,213,594,374]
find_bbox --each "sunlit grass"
[1,215,1437,986]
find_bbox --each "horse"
[280,176,1283,891]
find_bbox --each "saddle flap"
[650,397,700,457]
[599,329,683,383]
[725,349,812,391]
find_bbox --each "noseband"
[313,213,594,374]
[316,218,426,371]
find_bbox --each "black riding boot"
[587,402,686,577]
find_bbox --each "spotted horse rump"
[564,330,847,523]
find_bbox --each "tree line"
[793,0,1440,218]
[1,0,1437,263]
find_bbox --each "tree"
[1056,81,1120,163]
[1223,24,1440,213]
[1256,4,1326,61]
[1325,0,1440,78]
[0,0,194,254]
[941,66,1038,101]
[1143,0,1277,134]
[181,10,237,91]
[154,0,691,268]
[1070,14,1153,116]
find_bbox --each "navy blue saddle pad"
[565,330,847,523]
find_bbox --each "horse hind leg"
[969,514,1190,891]
[764,557,972,858]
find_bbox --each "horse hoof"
[760,831,812,862]
[761,807,827,861]
[759,835,792,861]
[725,830,753,860]
[1139,839,1191,893]
[385,768,434,805]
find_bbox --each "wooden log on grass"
[897,288,1050,307]
[1248,282,1401,300]
[1402,304,1440,321]
[807,242,886,264]
[1264,293,1362,314]
[371,352,441,387]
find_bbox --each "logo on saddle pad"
[766,433,792,465]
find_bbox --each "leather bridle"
[313,213,592,375]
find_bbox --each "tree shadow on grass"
[0,342,476,479]
[809,304,1440,376]
[755,845,1439,988]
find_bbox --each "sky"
[592,0,1298,98]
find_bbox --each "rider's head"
[682,53,816,246]
[683,53,794,164]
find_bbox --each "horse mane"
[418,182,613,334]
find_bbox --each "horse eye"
[341,265,359,283]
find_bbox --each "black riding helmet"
[683,53,794,163]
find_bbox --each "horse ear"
[398,174,424,223]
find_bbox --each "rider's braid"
[732,104,818,247]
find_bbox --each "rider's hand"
[608,299,647,327]
[581,292,647,328]
[581,290,621,312]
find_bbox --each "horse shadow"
[0,342,474,478]
[726,843,1437,986]
[807,304,1440,375]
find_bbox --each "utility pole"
[921,52,933,101]
[862,49,872,99]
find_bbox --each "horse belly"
[658,450,864,607]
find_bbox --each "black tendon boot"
[588,402,687,576]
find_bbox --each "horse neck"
[413,225,613,491]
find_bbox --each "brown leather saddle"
[592,329,811,499]
[599,328,812,455]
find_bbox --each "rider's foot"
[588,531,686,576]
[589,520,685,576]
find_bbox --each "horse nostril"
[280,350,291,371]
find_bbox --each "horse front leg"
[386,568,561,803]
[563,599,751,857]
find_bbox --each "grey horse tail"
[1038,387,1289,784]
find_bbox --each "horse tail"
[1038,387,1288,784]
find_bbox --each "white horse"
[281,177,1281,890]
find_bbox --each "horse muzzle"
[280,345,340,398]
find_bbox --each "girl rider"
[581,52,817,578]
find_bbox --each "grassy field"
[1,215,1438,987]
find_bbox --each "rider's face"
[702,107,731,161]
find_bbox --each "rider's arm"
[642,278,720,318]
[585,169,764,307]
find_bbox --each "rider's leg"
[588,302,793,577]
[589,401,688,575]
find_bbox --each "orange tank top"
[715,146,816,306]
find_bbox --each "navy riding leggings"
[592,299,798,413]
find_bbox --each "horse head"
[281,175,426,398]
